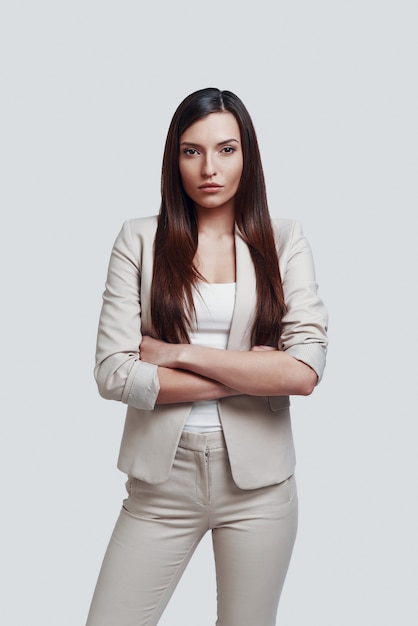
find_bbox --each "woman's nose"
[201,153,217,178]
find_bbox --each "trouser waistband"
[178,429,226,452]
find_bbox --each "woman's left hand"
[140,335,182,368]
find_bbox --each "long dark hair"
[151,87,286,346]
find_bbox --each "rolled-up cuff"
[123,361,160,410]
[285,343,327,383]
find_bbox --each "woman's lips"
[199,184,223,193]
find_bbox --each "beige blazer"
[95,216,328,490]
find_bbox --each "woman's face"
[179,112,243,214]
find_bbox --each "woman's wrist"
[177,343,205,371]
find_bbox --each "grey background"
[1,1,417,624]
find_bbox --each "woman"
[86,87,328,626]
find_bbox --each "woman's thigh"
[86,446,209,626]
[212,475,298,626]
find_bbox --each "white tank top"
[183,282,236,434]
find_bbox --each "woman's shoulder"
[112,216,158,257]
[270,218,313,261]
[123,214,159,234]
[270,217,303,242]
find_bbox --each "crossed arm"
[140,336,317,405]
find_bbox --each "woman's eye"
[184,148,198,156]
[221,146,235,154]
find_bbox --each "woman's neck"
[195,205,235,237]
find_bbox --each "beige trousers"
[86,431,298,626]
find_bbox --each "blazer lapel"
[227,229,256,350]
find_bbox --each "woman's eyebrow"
[180,138,240,148]
[218,138,240,145]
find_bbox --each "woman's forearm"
[140,336,317,397]
[155,366,239,405]
[176,345,317,396]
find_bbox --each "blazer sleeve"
[94,220,160,410]
[277,220,328,383]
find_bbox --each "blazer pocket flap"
[268,395,291,412]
